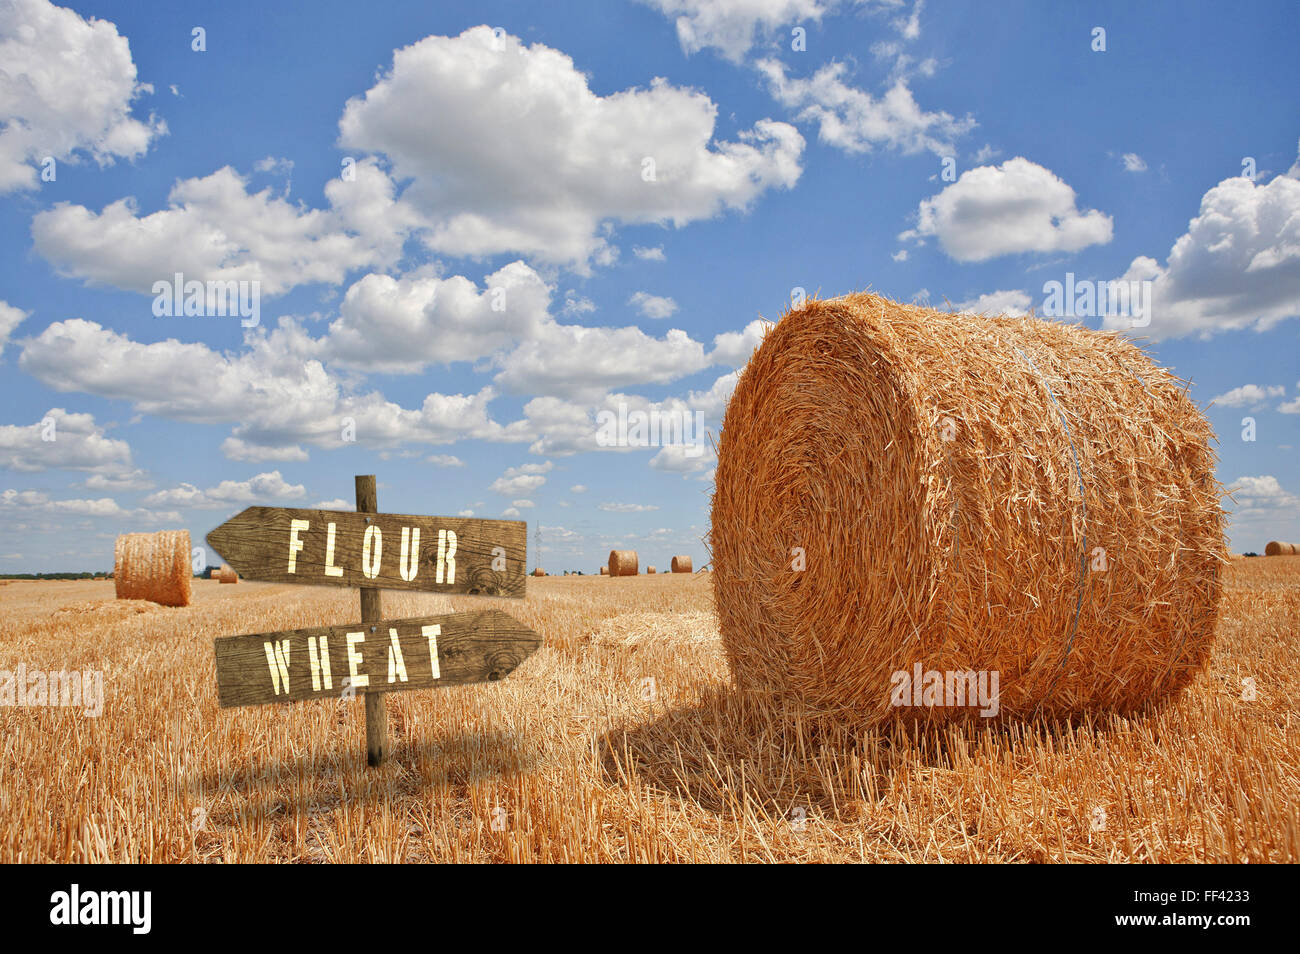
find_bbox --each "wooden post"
[356,474,386,767]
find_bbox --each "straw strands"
[113,531,192,607]
[711,292,1226,724]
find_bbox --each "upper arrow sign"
[206,507,526,596]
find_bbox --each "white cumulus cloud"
[1227,475,1300,514]
[0,408,135,476]
[628,291,679,319]
[323,261,552,372]
[0,300,27,354]
[490,460,553,497]
[954,289,1032,317]
[495,323,708,401]
[19,319,529,453]
[144,471,307,510]
[336,26,803,270]
[1209,384,1285,408]
[757,58,974,157]
[900,158,1113,262]
[1103,169,1300,339]
[33,159,414,296]
[640,0,837,62]
[0,0,165,193]
[1121,152,1148,172]
[710,318,771,366]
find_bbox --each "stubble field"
[1,557,1297,862]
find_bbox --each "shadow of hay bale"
[598,687,887,818]
[598,686,1142,821]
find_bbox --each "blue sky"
[1,0,1297,572]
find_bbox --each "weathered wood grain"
[356,475,387,766]
[206,507,526,596]
[213,609,541,708]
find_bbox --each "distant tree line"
[0,571,105,580]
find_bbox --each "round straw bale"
[671,555,693,573]
[600,566,609,575]
[1265,541,1299,556]
[216,565,238,583]
[712,292,1225,724]
[533,568,546,577]
[114,531,192,607]
[647,566,657,574]
[608,550,638,576]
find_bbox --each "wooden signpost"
[206,475,539,766]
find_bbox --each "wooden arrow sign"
[206,507,526,597]
[213,609,540,708]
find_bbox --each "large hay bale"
[216,565,238,583]
[712,293,1225,724]
[671,555,693,573]
[1265,541,1299,555]
[114,531,192,607]
[608,550,638,576]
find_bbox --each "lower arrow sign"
[213,609,540,708]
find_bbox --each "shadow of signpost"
[186,726,538,822]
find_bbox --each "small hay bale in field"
[671,554,693,573]
[533,568,546,577]
[608,550,638,576]
[1265,541,1299,556]
[216,565,238,583]
[647,565,657,574]
[600,566,609,575]
[113,531,192,607]
[711,292,1225,724]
